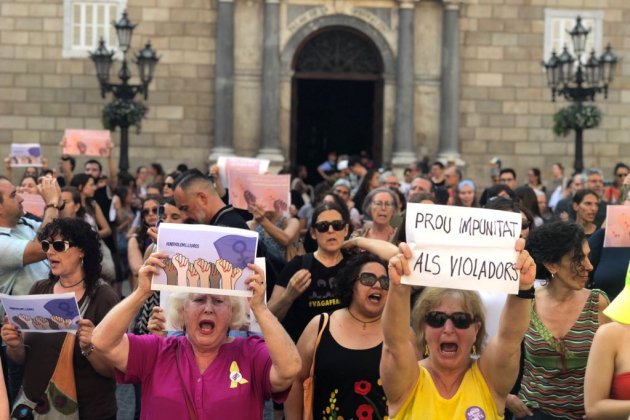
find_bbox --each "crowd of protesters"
[0,146,628,420]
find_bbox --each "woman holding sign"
[381,239,536,419]
[1,217,119,419]
[91,254,301,419]
[507,221,609,419]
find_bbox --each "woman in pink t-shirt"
[92,254,301,420]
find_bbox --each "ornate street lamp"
[543,16,618,173]
[89,11,159,177]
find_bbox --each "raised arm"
[23,176,62,265]
[246,263,301,393]
[343,237,398,260]
[584,323,630,419]
[380,243,420,413]
[478,238,536,401]
[91,252,166,372]
[249,205,300,247]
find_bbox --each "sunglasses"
[142,207,159,217]
[41,240,73,253]
[425,311,476,329]
[164,182,174,189]
[357,272,389,290]
[313,220,346,233]
[521,219,531,230]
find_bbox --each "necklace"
[58,278,84,288]
[346,308,381,330]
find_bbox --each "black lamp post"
[543,16,618,173]
[89,11,159,177]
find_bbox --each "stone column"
[257,0,284,164]
[437,1,462,163]
[392,0,416,167]
[208,0,235,161]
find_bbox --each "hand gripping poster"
[152,223,259,297]
[0,293,81,333]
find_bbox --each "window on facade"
[544,9,603,63]
[63,0,127,58]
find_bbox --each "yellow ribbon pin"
[229,361,249,388]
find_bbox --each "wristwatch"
[81,344,95,357]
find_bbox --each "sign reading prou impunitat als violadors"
[403,203,522,294]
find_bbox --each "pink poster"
[229,174,291,213]
[604,205,630,247]
[62,129,111,157]
[217,157,270,186]
[21,193,45,218]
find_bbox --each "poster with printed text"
[216,157,270,187]
[10,143,42,167]
[604,205,630,247]
[403,203,521,294]
[153,223,259,297]
[229,174,291,214]
[62,129,111,157]
[159,257,266,334]
[0,293,81,333]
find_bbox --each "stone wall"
[458,0,630,185]
[0,0,217,180]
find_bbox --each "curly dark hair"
[335,252,387,307]
[38,217,103,297]
[525,221,586,281]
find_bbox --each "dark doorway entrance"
[291,27,384,185]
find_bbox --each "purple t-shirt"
[116,334,288,419]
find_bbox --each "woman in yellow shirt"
[382,240,536,419]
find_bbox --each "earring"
[80,257,84,267]
[423,344,429,357]
[471,345,477,356]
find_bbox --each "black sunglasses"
[41,240,73,253]
[357,272,389,290]
[164,182,174,189]
[142,207,159,217]
[521,219,531,230]
[425,311,476,329]
[313,220,346,233]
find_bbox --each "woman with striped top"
[508,221,609,419]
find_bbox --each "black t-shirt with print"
[278,253,346,342]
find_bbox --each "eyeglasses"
[425,311,476,329]
[313,220,347,232]
[372,201,394,209]
[164,182,174,189]
[499,178,514,184]
[41,240,73,253]
[334,189,349,196]
[357,272,389,290]
[142,207,159,217]
[521,219,531,230]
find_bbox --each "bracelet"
[80,344,95,357]
[516,286,535,299]
[44,203,59,211]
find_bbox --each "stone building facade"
[0,0,629,184]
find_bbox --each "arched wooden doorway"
[291,27,384,184]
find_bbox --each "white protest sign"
[153,223,259,297]
[403,203,521,294]
[0,293,81,333]
[10,143,43,167]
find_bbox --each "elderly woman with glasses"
[284,253,392,419]
[352,187,399,243]
[1,218,119,419]
[381,240,535,419]
[91,254,300,419]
